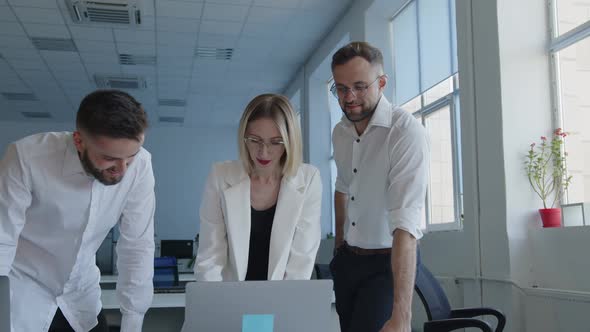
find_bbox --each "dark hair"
[331,41,384,71]
[76,90,148,141]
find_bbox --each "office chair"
[313,263,333,280]
[154,256,179,287]
[414,263,506,332]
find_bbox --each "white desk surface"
[101,290,186,310]
[100,273,196,284]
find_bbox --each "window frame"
[406,79,463,232]
[548,0,590,206]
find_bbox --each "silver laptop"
[181,280,333,332]
[0,276,9,332]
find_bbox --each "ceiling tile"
[116,42,156,55]
[246,6,294,26]
[122,65,156,76]
[157,45,194,57]
[0,21,26,35]
[72,40,117,54]
[156,1,204,19]
[0,7,17,21]
[114,29,155,44]
[0,35,34,50]
[7,0,58,9]
[69,26,114,42]
[253,0,300,9]
[9,58,46,70]
[156,17,200,32]
[202,0,252,5]
[199,20,243,36]
[12,7,64,24]
[241,22,283,38]
[79,52,119,65]
[203,3,249,22]
[156,31,197,47]
[197,32,238,48]
[24,23,70,38]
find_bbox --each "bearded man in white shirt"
[0,90,156,332]
[329,42,429,332]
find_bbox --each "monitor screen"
[160,240,194,259]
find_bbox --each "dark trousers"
[329,245,420,332]
[49,308,109,332]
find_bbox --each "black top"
[245,204,276,281]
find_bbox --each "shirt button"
[353,168,357,173]
[351,196,355,201]
[356,139,360,143]
[352,222,356,226]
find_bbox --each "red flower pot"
[538,208,562,228]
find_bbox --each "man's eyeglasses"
[330,76,382,99]
[244,137,285,152]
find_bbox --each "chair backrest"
[414,263,452,321]
[154,256,179,287]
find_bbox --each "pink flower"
[555,128,562,135]
[561,133,567,137]
[530,143,536,148]
[541,136,547,141]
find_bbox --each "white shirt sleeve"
[0,144,32,275]
[386,120,429,240]
[115,155,156,331]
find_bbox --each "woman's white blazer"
[195,160,322,281]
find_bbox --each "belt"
[343,242,391,256]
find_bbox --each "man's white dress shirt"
[0,132,155,332]
[332,96,429,249]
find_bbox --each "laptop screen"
[181,280,333,332]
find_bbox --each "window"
[394,0,462,232]
[401,76,463,231]
[549,1,590,208]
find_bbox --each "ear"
[73,131,84,153]
[378,74,388,91]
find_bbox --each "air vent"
[158,99,186,107]
[159,116,184,124]
[66,0,141,25]
[119,54,156,65]
[1,92,38,101]
[94,74,147,89]
[31,38,77,52]
[22,112,52,119]
[195,47,233,60]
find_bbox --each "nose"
[116,159,127,173]
[342,88,356,102]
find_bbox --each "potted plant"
[525,128,573,227]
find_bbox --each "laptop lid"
[181,280,333,332]
[0,276,9,332]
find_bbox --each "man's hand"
[379,313,411,332]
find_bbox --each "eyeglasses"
[244,136,285,152]
[330,76,382,99]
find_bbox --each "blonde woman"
[195,94,322,281]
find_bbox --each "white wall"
[0,121,236,240]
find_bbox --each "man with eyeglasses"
[329,42,429,332]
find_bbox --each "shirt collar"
[62,134,86,177]
[340,95,393,132]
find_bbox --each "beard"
[342,96,380,123]
[80,150,123,186]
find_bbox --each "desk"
[100,274,340,332]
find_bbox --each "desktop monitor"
[181,280,333,332]
[160,240,193,259]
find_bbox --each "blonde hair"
[238,94,303,177]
